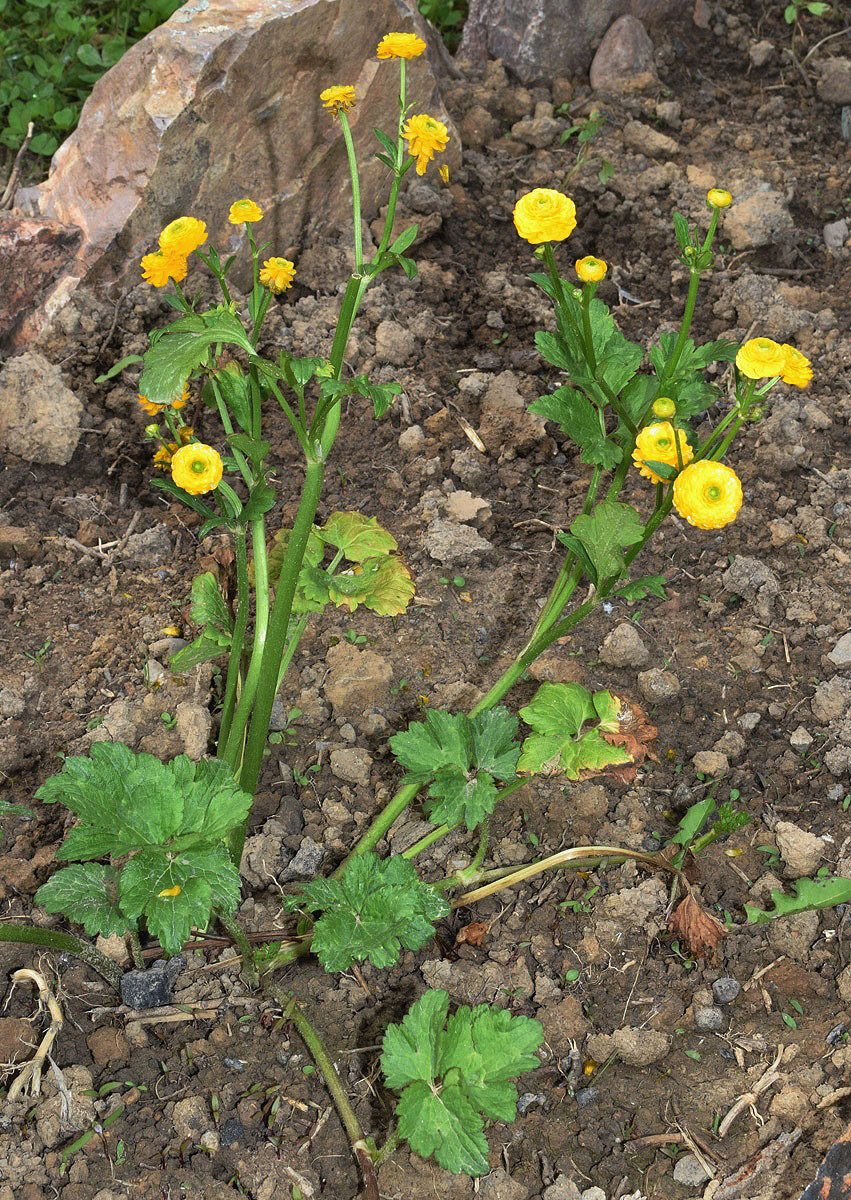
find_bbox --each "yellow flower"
[179,425,194,444]
[259,256,296,293]
[632,422,694,484]
[403,113,450,175]
[158,216,208,257]
[438,163,450,185]
[137,383,190,415]
[320,85,356,115]
[228,198,263,224]
[153,442,179,469]
[707,188,733,208]
[673,460,743,530]
[376,32,426,59]
[140,250,188,288]
[575,255,607,283]
[652,396,676,419]
[780,344,812,388]
[735,337,787,379]
[171,443,223,495]
[513,189,577,244]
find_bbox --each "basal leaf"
[470,708,521,781]
[360,556,415,616]
[390,709,473,781]
[519,683,596,740]
[140,875,212,957]
[744,876,851,925]
[319,512,398,562]
[396,1078,489,1176]
[172,757,253,845]
[424,768,501,831]
[35,863,128,938]
[441,1004,543,1121]
[613,574,668,603]
[518,683,633,778]
[264,527,324,589]
[568,499,644,585]
[381,987,448,1089]
[169,632,231,673]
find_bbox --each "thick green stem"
[218,529,249,752]
[0,924,122,989]
[339,111,363,273]
[268,986,379,1200]
[222,517,270,783]
[216,910,258,987]
[375,58,407,262]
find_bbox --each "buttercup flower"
[320,85,356,116]
[673,460,743,530]
[170,443,223,495]
[707,188,733,208]
[438,163,450,185]
[735,337,787,380]
[652,396,676,419]
[780,344,812,388]
[158,216,207,257]
[575,255,607,283]
[228,198,263,224]
[259,257,296,293]
[140,250,187,288]
[137,383,189,415]
[403,113,449,175]
[153,442,179,469]
[513,189,577,244]
[632,422,694,484]
[376,32,426,59]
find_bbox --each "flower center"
[657,437,671,449]
[705,485,721,501]
[191,459,206,473]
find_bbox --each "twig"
[6,968,64,1101]
[717,1046,784,1138]
[0,122,34,210]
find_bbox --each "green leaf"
[535,330,572,372]
[227,433,270,471]
[188,572,232,636]
[94,354,143,384]
[517,683,632,778]
[529,386,622,469]
[672,212,691,253]
[36,864,129,938]
[318,511,397,562]
[172,757,253,845]
[212,362,252,433]
[390,225,419,255]
[240,479,276,523]
[612,574,668,603]
[325,555,415,616]
[568,499,644,586]
[381,989,543,1176]
[671,798,715,850]
[745,876,851,925]
[286,854,449,972]
[139,306,253,405]
[373,127,398,159]
[169,632,231,672]
[265,527,324,590]
[150,478,218,521]
[358,556,416,616]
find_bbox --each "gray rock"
[738,711,762,732]
[767,908,819,960]
[375,319,416,366]
[398,424,425,453]
[673,1154,711,1187]
[692,750,728,777]
[581,1188,607,1200]
[329,747,373,787]
[725,189,795,251]
[511,102,563,148]
[542,1178,582,1200]
[120,956,185,1009]
[826,745,851,776]
[173,1095,212,1141]
[813,675,851,723]
[623,119,678,158]
[824,219,849,252]
[712,977,741,1005]
[0,688,25,718]
[827,632,851,669]
[478,1168,530,1200]
[0,351,82,465]
[722,555,779,600]
[575,1086,598,1107]
[123,524,173,564]
[174,700,211,760]
[280,836,324,881]
[424,517,494,565]
[599,622,649,668]
[693,1005,724,1031]
[790,725,813,750]
[749,39,775,68]
[817,57,851,105]
[516,1092,547,1113]
[590,15,657,90]
[775,820,824,878]
[713,731,746,762]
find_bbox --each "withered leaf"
[667,892,727,959]
[455,921,489,947]
[591,695,659,784]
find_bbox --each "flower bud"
[652,397,676,419]
[707,188,732,209]
[144,423,160,439]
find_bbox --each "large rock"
[0,351,83,465]
[26,0,454,307]
[589,14,657,90]
[459,0,677,83]
[0,215,81,351]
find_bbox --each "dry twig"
[5,967,64,1101]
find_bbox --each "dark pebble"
[826,1023,847,1046]
[712,977,741,1005]
[120,956,185,1009]
[223,1057,247,1072]
[575,1087,598,1108]
[219,1118,245,1146]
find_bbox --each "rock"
[599,622,649,668]
[398,424,425,453]
[775,820,824,878]
[174,700,211,760]
[693,1005,724,1031]
[31,0,455,304]
[812,676,851,723]
[540,995,590,1051]
[722,555,779,619]
[0,688,25,718]
[827,632,851,668]
[329,747,373,787]
[280,835,325,881]
[173,1095,212,1141]
[724,189,795,251]
[738,712,762,732]
[478,1168,530,1200]
[748,39,775,68]
[600,878,666,931]
[444,490,491,524]
[656,98,681,127]
[120,956,185,1009]
[767,909,819,960]
[511,102,564,148]
[0,352,82,465]
[0,525,41,559]
[673,1154,711,1187]
[790,726,813,750]
[590,15,657,90]
[769,1083,810,1123]
[122,524,173,564]
[421,957,534,1007]
[87,1026,130,1067]
[609,1025,669,1067]
[459,0,676,83]
[324,642,393,720]
[581,1191,606,1200]
[478,370,547,454]
[424,517,494,565]
[375,320,416,366]
[837,963,851,1003]
[0,215,81,352]
[623,119,678,158]
[692,750,729,776]
[817,58,851,105]
[712,977,741,1004]
[0,1017,34,1065]
[824,219,848,251]
[712,731,746,762]
[542,1179,582,1200]
[459,104,501,148]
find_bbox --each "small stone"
[775,820,824,877]
[827,632,851,668]
[478,1168,529,1200]
[599,622,649,668]
[581,1188,606,1200]
[375,320,415,366]
[324,642,393,719]
[623,119,679,158]
[767,908,819,960]
[329,747,373,787]
[692,750,729,776]
[712,977,741,1004]
[172,1095,212,1141]
[738,712,762,732]
[511,103,563,148]
[0,1017,34,1064]
[575,1086,598,1108]
[673,1154,711,1186]
[712,731,746,762]
[637,668,680,704]
[610,1025,670,1067]
[424,517,494,565]
[769,1083,810,1123]
[398,425,425,453]
[145,658,167,687]
[199,1130,220,1153]
[516,1092,547,1114]
[542,1178,581,1200]
[459,104,501,148]
[824,219,849,252]
[790,726,813,750]
[725,190,795,251]
[120,956,185,1009]
[0,351,83,465]
[837,963,851,1004]
[175,700,211,760]
[444,490,491,524]
[0,687,25,718]
[748,39,775,67]
[87,1026,130,1067]
[722,555,779,600]
[590,16,657,90]
[693,1005,724,1031]
[817,58,851,105]
[655,99,681,127]
[281,836,325,881]
[220,1117,244,1146]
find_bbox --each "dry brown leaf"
[455,921,488,947]
[582,695,659,784]
[667,893,727,959]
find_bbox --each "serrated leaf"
[397,1079,489,1176]
[518,683,632,778]
[744,876,851,925]
[359,556,415,616]
[36,864,129,938]
[529,387,622,469]
[139,307,254,405]
[319,511,397,562]
[568,499,644,585]
[188,572,232,636]
[287,854,449,972]
[212,361,252,433]
[535,330,572,372]
[441,1004,543,1120]
[169,632,231,672]
[613,574,668,603]
[382,987,448,1089]
[172,757,253,845]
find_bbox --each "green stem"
[218,528,249,752]
[372,1130,401,1169]
[216,910,259,987]
[374,58,407,261]
[222,518,270,784]
[402,822,452,860]
[209,376,253,487]
[275,614,310,694]
[128,929,145,971]
[0,924,122,989]
[339,111,363,273]
[195,252,232,305]
[268,986,379,1200]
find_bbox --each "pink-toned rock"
[460,0,676,82]
[0,215,81,351]
[29,0,454,307]
[590,15,657,90]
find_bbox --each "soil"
[1,3,850,1199]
